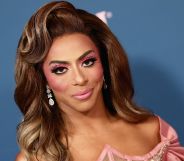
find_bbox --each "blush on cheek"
[90,63,104,82]
[45,74,68,92]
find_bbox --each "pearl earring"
[46,85,54,106]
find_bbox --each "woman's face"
[43,33,104,114]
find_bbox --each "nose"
[72,67,88,86]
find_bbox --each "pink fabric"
[97,117,184,161]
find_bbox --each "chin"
[71,99,97,113]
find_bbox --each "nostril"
[72,70,88,85]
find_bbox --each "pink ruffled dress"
[97,117,184,161]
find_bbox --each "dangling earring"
[46,85,55,106]
[103,77,107,89]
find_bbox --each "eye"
[82,58,97,67]
[51,66,68,75]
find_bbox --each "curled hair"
[15,1,152,160]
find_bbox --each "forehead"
[45,33,99,61]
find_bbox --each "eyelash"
[51,57,97,75]
[51,66,67,75]
[82,57,97,67]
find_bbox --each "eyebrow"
[49,49,94,65]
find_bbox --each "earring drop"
[103,77,107,89]
[46,85,55,106]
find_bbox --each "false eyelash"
[83,57,97,66]
[51,66,67,74]
[82,55,97,62]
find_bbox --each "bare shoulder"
[138,115,160,143]
[15,152,27,161]
[140,115,160,132]
[114,115,161,155]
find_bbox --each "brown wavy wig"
[14,1,152,160]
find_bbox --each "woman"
[15,1,184,161]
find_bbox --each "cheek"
[44,72,68,92]
[90,62,104,82]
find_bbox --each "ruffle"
[159,117,184,161]
[97,116,184,161]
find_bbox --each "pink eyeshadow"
[80,52,99,62]
[50,64,68,70]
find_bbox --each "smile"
[72,89,93,100]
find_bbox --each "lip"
[72,89,93,100]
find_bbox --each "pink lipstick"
[72,89,93,100]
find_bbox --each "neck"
[60,97,116,135]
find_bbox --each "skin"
[42,33,105,117]
[16,33,160,161]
